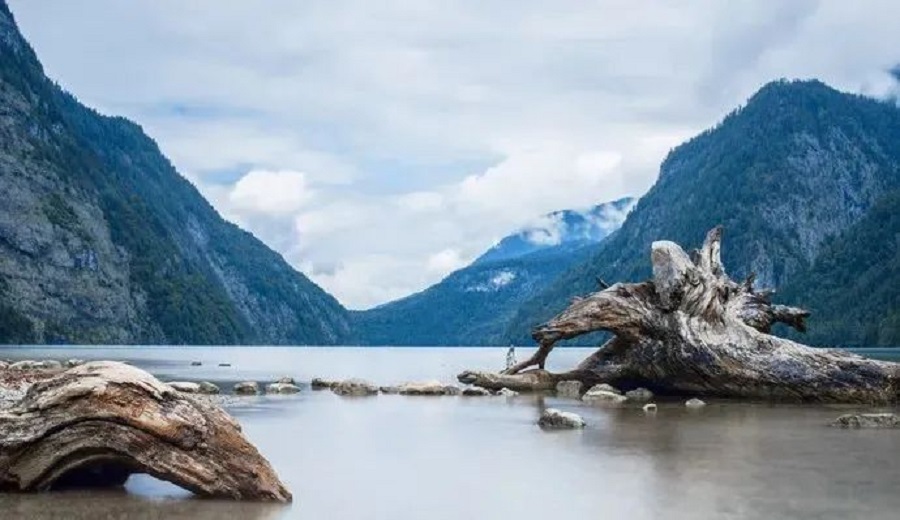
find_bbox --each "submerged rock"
[234,381,260,395]
[169,381,201,393]
[462,386,491,396]
[555,380,583,398]
[685,398,707,409]
[625,387,654,401]
[538,408,586,430]
[267,382,302,394]
[332,379,379,396]
[832,413,900,428]
[498,388,519,397]
[582,386,627,405]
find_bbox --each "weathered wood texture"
[0,362,291,501]
[460,227,900,403]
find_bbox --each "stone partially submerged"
[459,227,900,404]
[0,361,290,501]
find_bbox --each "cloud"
[9,0,900,308]
[229,170,313,215]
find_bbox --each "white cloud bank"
[9,0,900,308]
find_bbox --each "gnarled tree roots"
[459,227,900,403]
[0,362,291,502]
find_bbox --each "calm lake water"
[1,346,900,520]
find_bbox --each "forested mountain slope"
[0,2,350,345]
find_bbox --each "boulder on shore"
[832,413,900,428]
[0,361,291,501]
[332,379,379,396]
[234,381,260,395]
[267,382,302,394]
[555,380,583,398]
[538,408,586,429]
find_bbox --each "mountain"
[505,79,900,345]
[473,197,635,265]
[353,197,634,345]
[0,2,350,345]
[778,188,900,346]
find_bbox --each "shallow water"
[1,346,899,520]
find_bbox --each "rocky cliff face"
[506,80,900,345]
[353,198,633,345]
[0,2,350,345]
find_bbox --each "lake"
[1,346,900,520]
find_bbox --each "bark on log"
[0,361,291,502]
[459,227,900,403]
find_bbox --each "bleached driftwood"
[0,362,291,501]
[460,227,900,403]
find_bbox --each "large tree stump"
[459,227,900,403]
[0,362,291,502]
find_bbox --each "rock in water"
[832,413,900,428]
[197,381,221,395]
[582,385,627,405]
[233,382,260,395]
[555,380,583,398]
[442,385,462,396]
[10,360,62,371]
[462,386,491,396]
[311,378,338,390]
[625,388,654,401]
[0,361,291,501]
[190,361,202,366]
[685,398,707,409]
[168,381,201,394]
[332,379,379,396]
[267,383,301,394]
[397,380,448,395]
[498,388,519,397]
[589,383,621,395]
[276,376,296,385]
[643,403,658,413]
[538,408,586,429]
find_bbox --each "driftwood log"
[459,227,900,403]
[0,362,291,502]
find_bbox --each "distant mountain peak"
[474,196,636,266]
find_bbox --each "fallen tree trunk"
[459,227,900,403]
[0,361,291,502]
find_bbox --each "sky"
[9,1,900,309]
